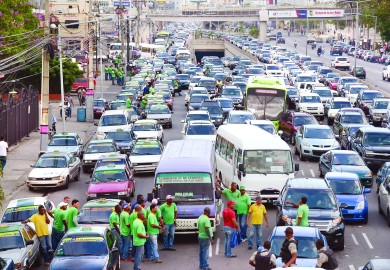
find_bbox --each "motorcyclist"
[317,46,322,56]
[312,41,317,49]
[204,67,210,76]
[294,41,297,48]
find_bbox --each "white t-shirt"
[0,141,8,157]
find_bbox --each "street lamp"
[305,0,310,55]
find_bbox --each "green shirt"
[146,208,161,219]
[114,58,119,64]
[126,98,132,108]
[129,212,138,235]
[236,193,251,214]
[109,212,119,229]
[147,212,160,235]
[296,204,309,227]
[66,207,78,229]
[119,211,131,236]
[198,214,213,239]
[51,208,66,232]
[222,189,240,210]
[159,202,177,225]
[132,218,146,246]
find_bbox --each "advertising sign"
[268,9,307,18]
[307,9,344,18]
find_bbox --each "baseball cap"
[239,186,245,191]
[58,202,68,208]
[257,246,265,252]
[151,198,159,205]
[166,195,175,200]
[122,203,130,209]
[227,200,236,207]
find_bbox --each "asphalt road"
[22,35,389,270]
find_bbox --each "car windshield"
[96,158,126,168]
[300,96,321,103]
[293,116,317,126]
[0,231,24,251]
[350,87,366,94]
[148,107,170,114]
[190,96,208,103]
[56,237,108,256]
[200,106,222,115]
[284,189,337,209]
[218,99,234,108]
[341,114,364,124]
[248,69,262,74]
[364,133,390,146]
[186,114,210,121]
[244,148,294,174]
[176,75,190,80]
[298,76,316,82]
[287,89,298,95]
[187,125,215,135]
[327,73,339,79]
[252,124,275,134]
[131,145,161,155]
[313,90,331,97]
[86,144,115,153]
[133,123,156,131]
[110,102,126,110]
[105,132,133,142]
[191,77,202,83]
[331,101,351,109]
[373,101,389,109]
[229,114,254,124]
[92,169,126,183]
[198,81,215,87]
[362,92,383,100]
[35,157,68,168]
[100,115,127,126]
[49,137,77,146]
[329,179,362,195]
[78,207,114,224]
[305,128,334,139]
[2,206,39,223]
[270,236,319,259]
[332,153,365,166]
[320,69,332,74]
[223,89,241,96]
[348,127,361,136]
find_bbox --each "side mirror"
[364,188,371,194]
[215,190,221,200]
[238,163,244,172]
[339,202,348,209]
[273,200,281,206]
[94,122,98,126]
[25,240,34,245]
[294,163,299,171]
[147,193,154,202]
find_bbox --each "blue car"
[325,172,370,224]
[269,226,329,268]
[0,258,14,270]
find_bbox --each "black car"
[356,90,384,115]
[197,78,217,94]
[340,124,370,150]
[274,178,345,250]
[175,74,191,90]
[286,86,298,110]
[330,46,343,56]
[349,66,366,79]
[350,126,390,171]
[199,100,224,127]
[277,37,285,44]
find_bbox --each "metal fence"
[0,86,39,147]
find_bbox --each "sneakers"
[44,262,50,266]
[241,238,247,243]
[154,260,163,263]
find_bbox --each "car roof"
[40,152,70,158]
[228,110,253,115]
[82,198,121,208]
[52,132,78,138]
[94,164,126,172]
[134,120,158,124]
[332,97,349,102]
[247,120,274,125]
[188,120,214,125]
[303,125,331,130]
[89,139,114,145]
[134,140,160,147]
[187,111,209,115]
[0,224,23,233]
[286,178,330,189]
[273,226,321,238]
[370,259,390,268]
[102,110,127,116]
[359,127,390,134]
[65,226,107,237]
[6,197,47,208]
[325,172,359,181]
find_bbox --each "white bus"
[215,124,298,201]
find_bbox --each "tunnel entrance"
[194,50,224,64]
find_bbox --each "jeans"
[248,224,263,249]
[0,156,6,174]
[105,73,108,80]
[133,245,144,270]
[223,226,235,257]
[163,224,175,248]
[120,235,131,259]
[112,230,122,251]
[237,214,247,240]
[199,237,210,269]
[51,228,64,251]
[144,237,152,260]
[111,77,116,85]
[149,234,159,261]
[38,235,52,263]
[68,106,72,117]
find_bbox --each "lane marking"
[209,243,213,257]
[362,233,374,249]
[351,234,359,246]
[301,170,305,176]
[349,265,356,270]
[215,237,220,255]
[310,169,315,177]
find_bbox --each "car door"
[295,126,304,151]
[22,225,39,265]
[106,230,119,269]
[332,114,340,135]
[379,177,390,214]
[322,152,333,174]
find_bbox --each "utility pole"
[39,0,50,153]
[120,0,125,59]
[88,0,94,91]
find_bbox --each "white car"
[26,152,81,190]
[185,86,209,106]
[189,76,206,89]
[146,104,173,128]
[181,110,211,132]
[96,110,133,140]
[331,56,350,70]
[347,85,369,104]
[132,120,163,142]
[264,64,282,76]
[82,139,120,173]
[325,97,352,124]
[382,65,390,81]
[181,120,216,142]
[129,140,163,173]
[297,93,324,120]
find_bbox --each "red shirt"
[223,208,236,228]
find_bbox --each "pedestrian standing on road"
[66,199,79,229]
[315,239,339,269]
[104,65,109,81]
[246,196,269,250]
[160,195,178,251]
[280,227,298,268]
[130,205,142,259]
[22,205,52,266]
[132,211,149,270]
[66,93,74,118]
[223,200,240,258]
[114,56,119,68]
[198,207,214,270]
[119,203,131,261]
[126,95,132,109]
[110,204,122,250]
[236,185,251,242]
[285,197,309,227]
[57,196,70,210]
[147,204,163,263]
[0,136,9,178]
[249,241,277,270]
[111,68,116,85]
[219,182,240,212]
[48,202,68,251]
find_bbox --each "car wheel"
[362,213,368,224]
[28,186,34,191]
[74,168,81,181]
[328,118,333,126]
[82,166,88,173]
[335,237,345,251]
[382,75,385,80]
[64,177,69,189]
[33,250,42,266]
[290,135,295,145]
[294,146,298,155]
[387,77,390,82]
[299,147,305,161]
[131,187,135,198]
[319,165,324,177]
[378,198,383,215]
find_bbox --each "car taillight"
[336,61,339,63]
[347,61,350,63]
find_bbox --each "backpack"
[319,249,338,269]
[254,251,273,270]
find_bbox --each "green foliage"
[362,0,390,42]
[249,26,259,38]
[0,0,42,56]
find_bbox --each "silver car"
[378,176,390,226]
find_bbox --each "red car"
[328,77,340,91]
[71,77,88,93]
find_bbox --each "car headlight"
[356,201,365,210]
[331,217,343,225]
[189,106,194,110]
[364,151,374,157]
[15,262,22,269]
[52,175,65,181]
[88,193,97,197]
[302,141,311,147]
[332,141,340,148]
[118,191,128,195]
[84,160,92,163]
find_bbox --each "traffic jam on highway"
[1,22,390,270]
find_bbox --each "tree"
[362,0,390,42]
[249,25,259,38]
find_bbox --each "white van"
[215,125,298,201]
[176,49,191,61]
[96,110,133,139]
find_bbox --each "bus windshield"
[246,88,286,120]
[244,150,293,174]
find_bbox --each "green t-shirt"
[114,58,119,64]
[159,203,177,225]
[198,214,213,239]
[66,207,78,229]
[119,211,131,236]
[126,98,132,108]
[129,212,138,235]
[132,218,146,246]
[147,212,160,235]
[236,193,251,214]
[296,204,309,227]
[51,208,66,232]
[109,212,119,229]
[146,208,161,219]
[222,189,240,202]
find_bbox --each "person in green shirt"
[125,95,132,109]
[285,196,309,227]
[66,199,79,229]
[109,205,122,250]
[198,207,214,270]
[104,65,109,81]
[160,195,178,250]
[119,203,131,260]
[220,182,240,210]
[132,211,149,270]
[107,66,112,80]
[147,204,163,263]
[149,84,155,95]
[114,57,119,68]
[48,202,68,251]
[110,68,116,85]
[236,186,251,241]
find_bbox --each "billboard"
[307,9,344,18]
[268,9,344,18]
[268,9,307,18]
